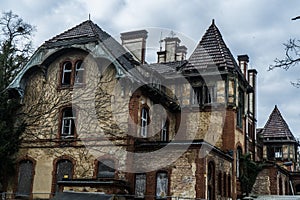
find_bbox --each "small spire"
[212,19,215,25]
[88,13,91,21]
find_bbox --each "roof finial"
[212,19,215,25]
[89,13,91,21]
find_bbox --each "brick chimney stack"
[237,54,249,80]
[157,37,187,63]
[120,30,148,64]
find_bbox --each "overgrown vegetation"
[239,153,263,197]
[0,11,35,191]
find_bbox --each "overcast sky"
[1,0,300,137]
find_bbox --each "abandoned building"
[5,19,299,200]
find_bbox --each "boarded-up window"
[135,174,146,197]
[56,159,73,192]
[16,160,34,198]
[156,172,168,199]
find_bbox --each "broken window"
[156,172,168,199]
[61,107,76,138]
[16,160,34,198]
[135,174,146,198]
[97,159,115,178]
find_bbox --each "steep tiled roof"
[261,105,296,142]
[184,20,240,72]
[43,20,137,71]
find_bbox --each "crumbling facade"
[7,20,258,200]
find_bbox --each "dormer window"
[61,60,84,87]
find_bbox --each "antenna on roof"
[169,30,176,38]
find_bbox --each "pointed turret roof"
[185,20,240,71]
[261,105,296,142]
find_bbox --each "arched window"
[61,107,76,138]
[161,119,169,141]
[156,172,168,199]
[62,61,72,85]
[207,161,215,200]
[16,160,34,198]
[61,59,85,87]
[140,107,149,138]
[75,60,84,84]
[55,159,73,192]
[97,159,115,178]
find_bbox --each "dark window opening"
[97,159,115,178]
[56,159,73,192]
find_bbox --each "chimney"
[237,54,249,79]
[157,37,187,63]
[176,45,187,61]
[164,37,181,62]
[248,69,257,118]
[120,30,148,64]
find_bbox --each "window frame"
[135,173,147,198]
[161,119,169,142]
[156,171,169,199]
[59,107,77,139]
[60,59,85,88]
[53,158,74,193]
[140,107,149,138]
